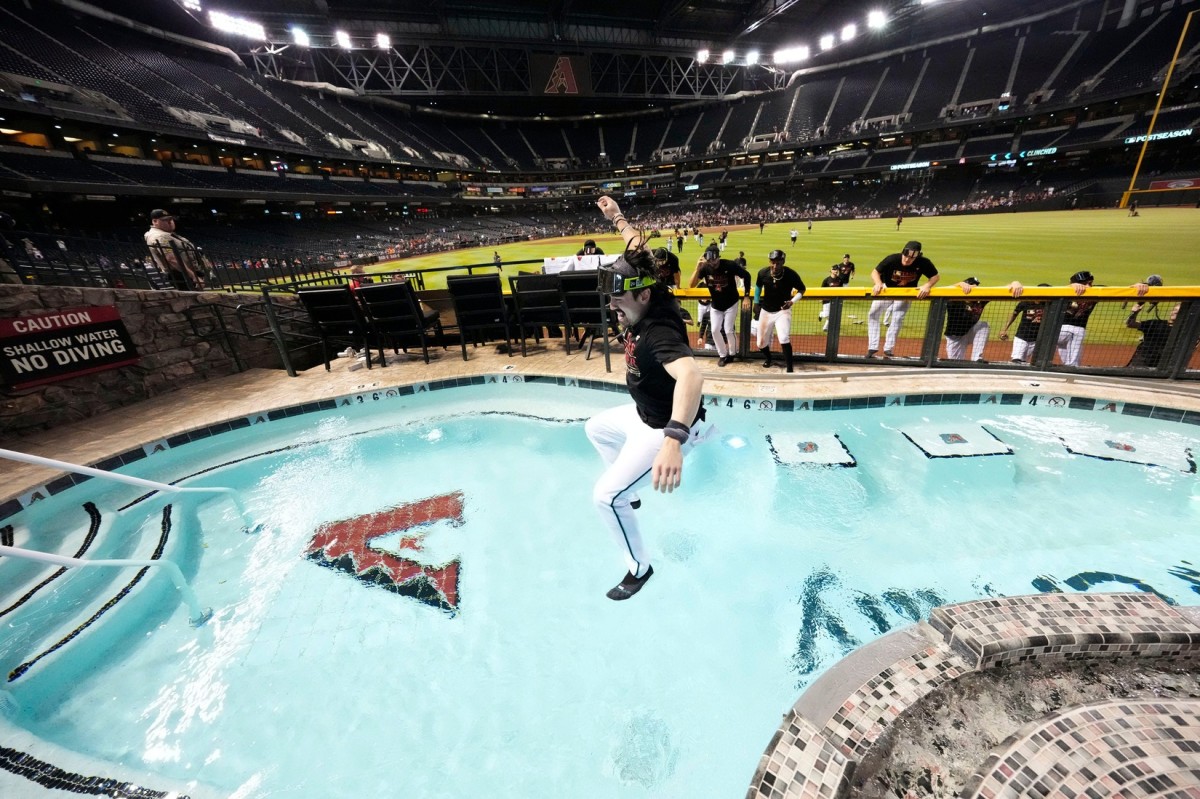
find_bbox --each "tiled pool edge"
[5,372,1200,524]
[746,593,1200,799]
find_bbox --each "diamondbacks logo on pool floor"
[305,491,464,613]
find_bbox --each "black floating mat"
[767,432,856,467]
[899,422,1013,459]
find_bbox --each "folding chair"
[296,286,375,370]
[355,281,442,365]
[559,270,615,360]
[509,273,569,356]
[446,274,515,360]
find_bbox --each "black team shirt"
[755,266,807,313]
[695,259,752,312]
[624,307,693,429]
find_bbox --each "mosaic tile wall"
[748,593,1200,799]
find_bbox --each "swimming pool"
[2,377,1198,799]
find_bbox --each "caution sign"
[0,305,140,390]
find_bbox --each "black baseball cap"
[768,249,785,262]
[1145,274,1163,286]
[963,276,980,286]
[1070,270,1094,284]
[842,253,851,259]
[149,209,173,220]
[703,247,720,262]
[903,241,922,254]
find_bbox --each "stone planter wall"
[0,284,300,437]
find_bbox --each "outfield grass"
[373,207,1200,291]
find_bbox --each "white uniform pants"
[1056,324,1086,366]
[709,304,738,358]
[756,307,793,348]
[944,321,989,361]
[1010,336,1035,363]
[586,404,700,578]
[867,299,909,352]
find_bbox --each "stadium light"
[697,49,709,64]
[867,10,887,29]
[721,49,735,64]
[335,30,351,49]
[376,33,390,49]
[841,24,857,42]
[819,34,835,51]
[292,27,309,47]
[774,45,810,64]
[745,50,759,66]
[208,10,265,40]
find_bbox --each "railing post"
[921,299,945,367]
[259,285,298,377]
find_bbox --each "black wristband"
[663,420,690,444]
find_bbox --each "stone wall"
[0,284,301,438]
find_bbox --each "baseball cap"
[1037,283,1051,287]
[149,209,173,220]
[651,247,669,262]
[1145,274,1163,286]
[963,276,980,286]
[703,247,720,262]
[1070,270,1094,284]
[768,249,785,262]
[843,253,850,259]
[584,239,596,248]
[903,241,922,254]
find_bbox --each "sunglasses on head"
[598,267,656,297]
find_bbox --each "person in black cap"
[144,209,205,291]
[1000,284,1051,363]
[1056,270,1096,366]
[753,249,806,372]
[689,242,752,367]
[818,263,845,332]
[1126,276,1174,368]
[577,238,604,257]
[943,278,1024,362]
[835,253,855,283]
[586,195,706,601]
[650,246,681,288]
[868,240,939,358]
[1057,270,1152,366]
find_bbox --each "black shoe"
[717,356,729,367]
[883,350,895,358]
[866,350,877,358]
[606,566,654,600]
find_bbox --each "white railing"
[0,545,212,626]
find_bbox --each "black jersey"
[655,251,681,286]
[755,266,807,312]
[624,309,693,429]
[1062,299,1097,327]
[820,274,845,304]
[1013,301,1045,341]
[874,252,937,288]
[695,259,752,312]
[944,300,988,337]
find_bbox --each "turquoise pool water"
[1,380,1198,798]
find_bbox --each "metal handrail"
[0,448,235,497]
[0,544,212,626]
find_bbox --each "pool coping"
[3,361,1200,520]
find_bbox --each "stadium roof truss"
[248,42,787,100]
